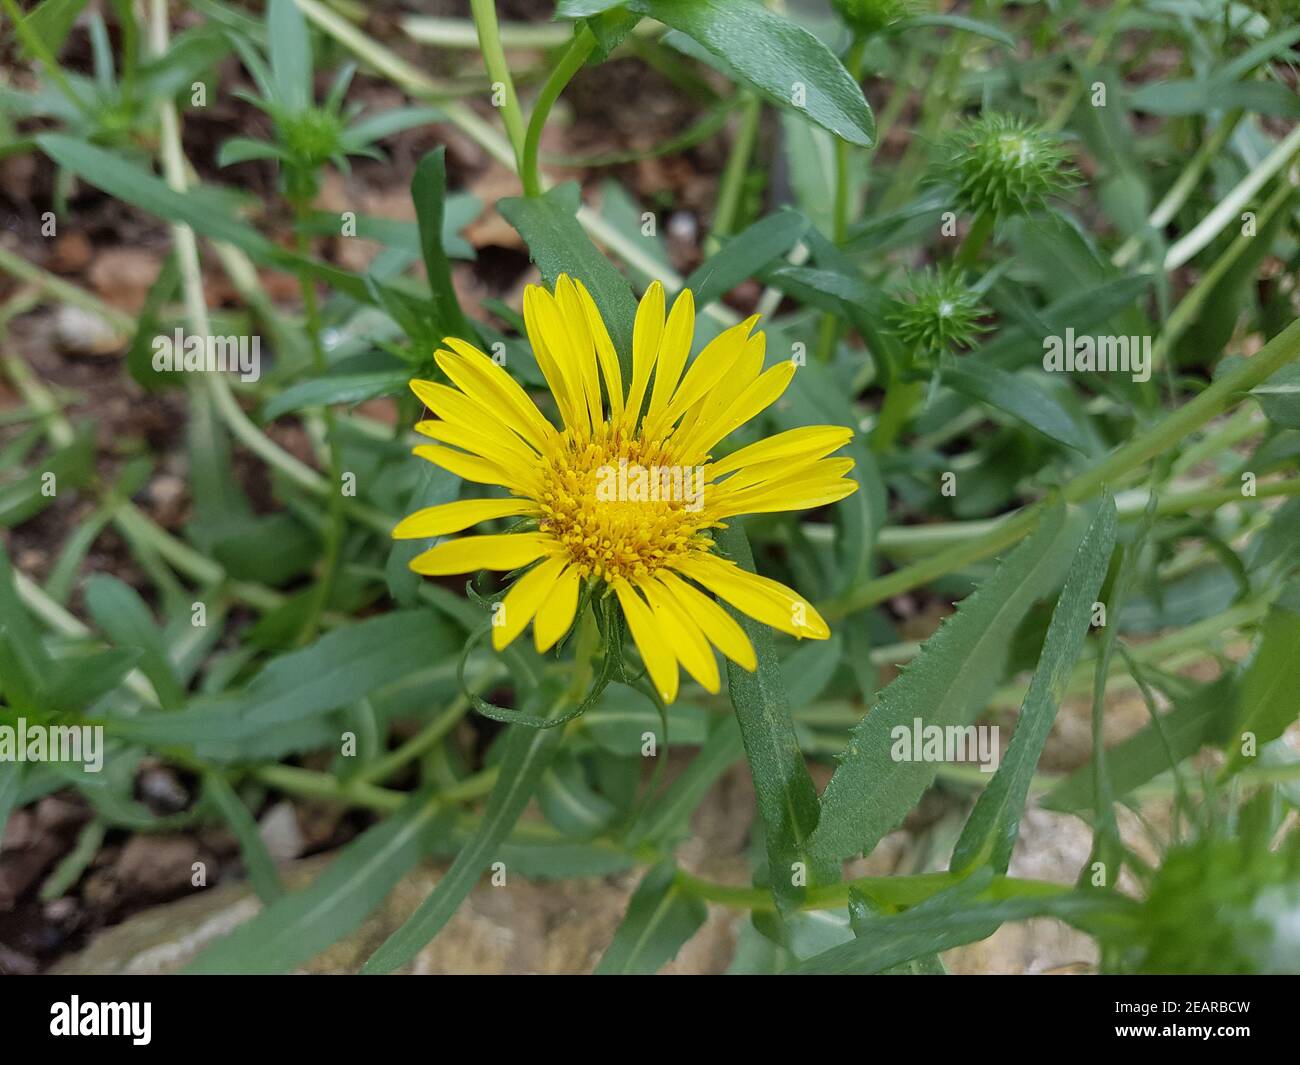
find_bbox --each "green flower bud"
[276,107,346,170]
[887,269,989,367]
[938,113,1077,220]
[832,0,911,36]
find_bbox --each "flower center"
[537,424,713,581]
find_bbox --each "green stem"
[954,209,994,271]
[522,27,596,197]
[826,315,1300,618]
[469,0,529,174]
[709,95,762,244]
[291,200,345,646]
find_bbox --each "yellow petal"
[555,275,604,430]
[492,555,568,650]
[413,419,535,470]
[646,288,694,425]
[534,563,581,652]
[675,555,829,640]
[523,285,584,432]
[412,444,536,494]
[613,578,678,703]
[573,277,623,423]
[639,576,720,693]
[655,569,756,671]
[652,315,756,436]
[434,342,555,451]
[625,281,664,427]
[409,379,539,460]
[392,498,535,539]
[682,359,796,459]
[708,425,853,480]
[716,477,859,517]
[410,532,553,575]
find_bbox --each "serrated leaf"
[809,503,1087,864]
[716,522,830,909]
[951,495,1117,874]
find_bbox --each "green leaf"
[185,795,452,974]
[680,209,808,308]
[789,877,1135,974]
[594,862,707,974]
[627,714,743,847]
[112,610,458,761]
[0,431,93,528]
[897,13,1016,47]
[20,0,90,57]
[202,773,284,904]
[361,699,566,973]
[499,183,638,375]
[45,648,141,713]
[1042,674,1235,813]
[1222,583,1300,776]
[633,0,874,146]
[36,134,372,302]
[268,0,312,113]
[809,503,1087,864]
[83,576,187,710]
[0,761,22,855]
[411,147,472,340]
[716,522,830,909]
[260,370,409,420]
[941,358,1091,454]
[951,495,1117,874]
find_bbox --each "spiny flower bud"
[937,113,1077,220]
[831,0,911,36]
[887,269,989,367]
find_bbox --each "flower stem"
[522,27,596,197]
[709,94,762,244]
[469,0,529,174]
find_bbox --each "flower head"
[938,113,1077,220]
[888,268,989,366]
[395,277,858,702]
[832,0,912,36]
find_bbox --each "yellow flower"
[394,275,858,703]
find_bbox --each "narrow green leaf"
[1042,674,1235,813]
[185,795,451,974]
[203,773,284,904]
[789,878,1135,974]
[1223,583,1300,775]
[361,705,566,973]
[261,370,409,420]
[84,576,187,710]
[594,862,707,974]
[810,503,1086,864]
[632,0,874,146]
[680,209,808,308]
[952,495,1117,874]
[411,147,472,340]
[716,522,830,909]
[942,358,1091,454]
[268,0,312,113]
